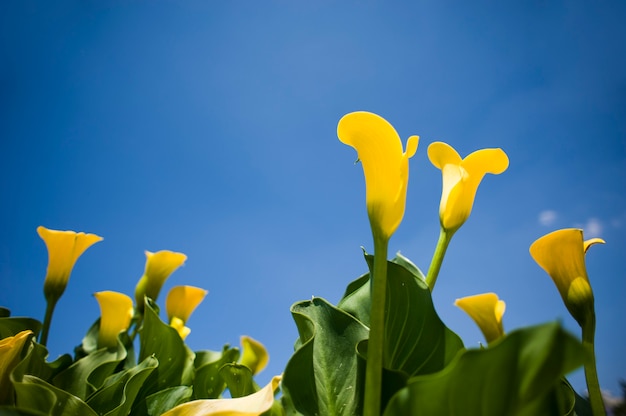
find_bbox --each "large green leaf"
[145,386,193,416]
[193,346,240,399]
[281,297,369,416]
[0,317,42,339]
[219,363,257,398]
[383,322,587,416]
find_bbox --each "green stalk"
[582,313,606,416]
[425,228,454,290]
[39,298,57,347]
[363,234,389,416]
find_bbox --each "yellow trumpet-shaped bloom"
[455,293,506,344]
[240,335,269,375]
[162,375,282,416]
[0,330,33,405]
[94,291,134,348]
[529,228,605,326]
[37,226,103,302]
[134,250,187,311]
[338,111,419,240]
[165,285,207,340]
[428,142,508,233]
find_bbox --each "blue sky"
[1,0,625,397]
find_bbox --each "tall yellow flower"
[134,250,187,311]
[240,335,269,375]
[0,330,33,405]
[165,285,207,340]
[428,142,508,233]
[37,226,103,303]
[529,228,605,326]
[94,291,134,348]
[337,111,419,240]
[455,293,506,344]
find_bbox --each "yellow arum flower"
[162,375,282,416]
[529,228,605,326]
[37,226,103,303]
[94,291,134,348]
[337,111,419,240]
[455,293,506,344]
[428,142,508,233]
[134,250,187,311]
[240,335,269,375]
[165,285,207,340]
[0,330,32,405]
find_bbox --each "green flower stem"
[363,234,389,416]
[425,228,454,291]
[582,313,606,416]
[40,298,58,347]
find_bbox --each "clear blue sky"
[1,0,625,397]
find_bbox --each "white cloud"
[584,217,603,237]
[538,210,557,226]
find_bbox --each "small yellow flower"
[165,285,207,340]
[37,226,103,303]
[162,375,282,416]
[240,335,269,375]
[0,330,32,405]
[428,142,508,233]
[455,293,506,344]
[134,250,187,311]
[529,228,605,326]
[94,291,134,348]
[338,111,419,240]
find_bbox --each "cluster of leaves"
[280,252,591,415]
[0,299,278,416]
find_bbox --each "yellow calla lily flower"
[165,285,207,340]
[37,226,103,302]
[240,335,269,375]
[134,250,187,311]
[529,228,605,326]
[162,375,282,416]
[337,111,419,240]
[0,330,32,405]
[428,142,508,232]
[455,293,506,344]
[94,291,134,348]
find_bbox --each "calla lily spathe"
[337,111,419,240]
[455,293,505,344]
[94,291,134,348]
[240,335,269,375]
[529,228,605,326]
[134,250,187,311]
[37,226,103,302]
[0,330,32,405]
[165,285,207,340]
[428,142,508,233]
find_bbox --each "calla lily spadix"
[428,142,509,233]
[37,226,103,303]
[94,291,134,348]
[165,285,207,340]
[240,335,269,375]
[134,250,187,312]
[455,293,506,344]
[529,228,605,327]
[337,111,418,240]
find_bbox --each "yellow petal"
[583,238,605,254]
[166,285,208,324]
[427,143,509,232]
[135,250,187,310]
[37,226,103,302]
[454,293,505,344]
[0,330,32,405]
[337,111,418,239]
[162,375,282,416]
[94,291,134,348]
[529,228,600,326]
[240,335,269,375]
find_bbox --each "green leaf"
[219,363,257,398]
[0,318,42,339]
[383,322,587,416]
[8,341,71,385]
[145,386,193,416]
[0,307,11,318]
[193,346,240,399]
[0,406,48,416]
[281,297,369,416]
